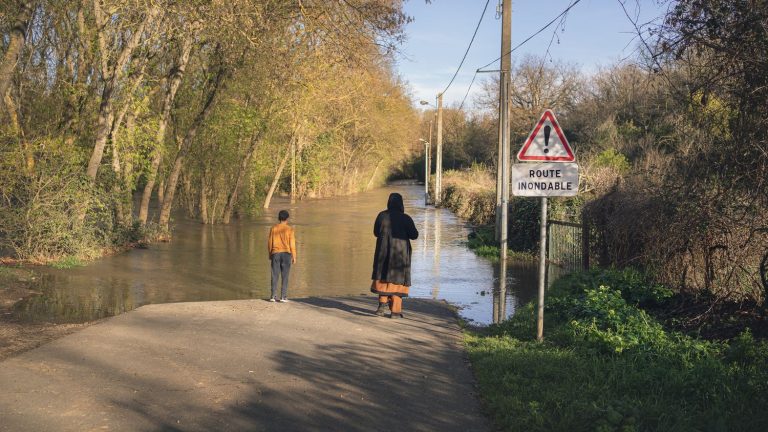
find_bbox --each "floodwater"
[14,183,541,325]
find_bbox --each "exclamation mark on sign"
[543,125,551,154]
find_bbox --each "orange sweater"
[268,223,297,257]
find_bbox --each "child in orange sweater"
[268,210,297,302]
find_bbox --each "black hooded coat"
[371,193,419,286]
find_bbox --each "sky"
[395,0,671,109]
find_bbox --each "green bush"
[467,269,768,431]
[593,148,630,173]
[113,221,170,246]
[51,256,85,269]
[566,285,668,354]
[467,225,499,260]
[0,141,113,262]
[553,268,674,306]
[724,329,768,367]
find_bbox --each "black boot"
[375,303,388,316]
[389,312,403,319]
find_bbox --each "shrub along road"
[465,269,768,431]
[0,297,488,432]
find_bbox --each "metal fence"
[547,220,588,276]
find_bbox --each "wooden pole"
[500,70,510,262]
[498,257,508,323]
[496,0,512,241]
[435,93,444,206]
[424,141,429,204]
[427,119,433,204]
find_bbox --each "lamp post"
[420,96,443,206]
[419,138,430,204]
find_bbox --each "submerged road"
[0,297,489,432]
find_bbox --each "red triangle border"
[517,110,574,162]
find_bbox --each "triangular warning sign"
[517,109,574,162]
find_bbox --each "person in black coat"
[370,192,419,318]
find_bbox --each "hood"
[387,193,404,213]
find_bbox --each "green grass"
[467,225,536,262]
[50,256,85,269]
[465,269,768,432]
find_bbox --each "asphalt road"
[0,296,489,432]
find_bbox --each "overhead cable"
[458,71,478,110]
[477,0,583,72]
[440,0,491,95]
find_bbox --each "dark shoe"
[389,313,403,319]
[375,303,388,316]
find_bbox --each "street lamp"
[419,96,443,205]
[419,138,431,204]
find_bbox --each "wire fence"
[547,220,587,277]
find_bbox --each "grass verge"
[50,256,85,269]
[467,225,536,262]
[464,268,768,432]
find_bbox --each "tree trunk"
[366,160,383,190]
[0,2,33,112]
[157,178,165,211]
[139,151,163,224]
[86,4,160,180]
[158,63,225,229]
[87,85,117,179]
[61,1,95,146]
[108,66,146,227]
[118,111,138,226]
[138,32,195,224]
[290,135,296,203]
[182,173,195,217]
[200,174,209,224]
[223,131,263,224]
[3,89,33,172]
[263,137,295,209]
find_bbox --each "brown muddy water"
[13,183,543,325]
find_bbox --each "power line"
[441,0,491,95]
[458,0,580,111]
[477,0,583,72]
[458,71,478,110]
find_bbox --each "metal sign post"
[512,109,578,342]
[537,197,547,341]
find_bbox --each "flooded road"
[15,183,539,325]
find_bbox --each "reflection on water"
[15,183,542,325]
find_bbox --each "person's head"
[278,210,290,222]
[386,193,404,213]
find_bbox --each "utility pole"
[420,137,431,205]
[424,140,430,204]
[435,93,444,206]
[496,0,512,253]
[427,118,433,204]
[500,71,510,262]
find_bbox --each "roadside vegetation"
[466,269,768,432]
[423,3,768,429]
[0,1,418,264]
[417,0,767,314]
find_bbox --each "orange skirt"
[370,280,410,297]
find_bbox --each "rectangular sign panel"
[511,162,579,197]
